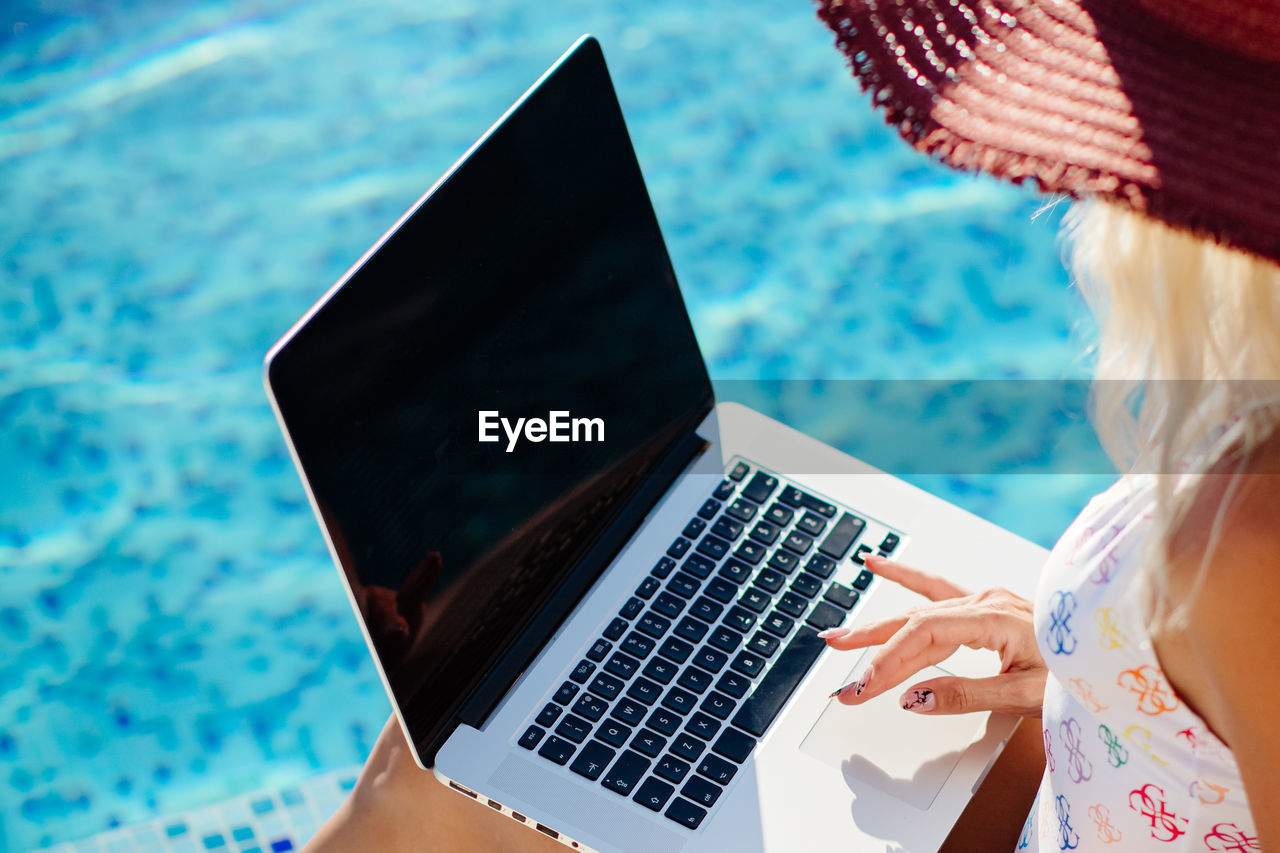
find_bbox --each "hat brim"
[816,0,1280,263]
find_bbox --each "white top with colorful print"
[1017,476,1257,852]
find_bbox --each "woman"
[309,0,1280,848]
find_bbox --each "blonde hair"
[1064,199,1280,627]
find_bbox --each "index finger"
[864,554,969,601]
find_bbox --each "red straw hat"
[815,0,1280,263]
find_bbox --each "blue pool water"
[2,0,1110,849]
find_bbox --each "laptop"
[264,35,1047,852]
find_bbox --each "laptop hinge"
[454,428,710,733]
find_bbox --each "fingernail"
[901,688,936,712]
[853,665,873,697]
[828,684,849,699]
[817,627,850,640]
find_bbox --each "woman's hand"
[821,554,1045,717]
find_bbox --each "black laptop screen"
[267,39,713,756]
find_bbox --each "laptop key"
[573,694,609,721]
[711,516,744,541]
[708,625,745,652]
[776,486,837,518]
[603,618,628,641]
[570,740,616,781]
[658,636,694,664]
[602,750,650,796]
[622,632,655,659]
[749,521,781,545]
[655,754,692,783]
[712,728,756,764]
[697,498,721,520]
[587,639,613,662]
[667,572,701,599]
[776,592,808,618]
[697,754,738,786]
[715,671,750,698]
[631,729,667,757]
[637,612,672,639]
[597,720,633,748]
[740,472,779,504]
[724,604,758,633]
[797,512,827,536]
[764,503,794,526]
[538,735,576,766]
[762,612,795,637]
[614,699,646,727]
[647,708,681,735]
[693,646,728,673]
[652,556,677,579]
[635,577,660,600]
[689,596,723,623]
[818,513,866,560]
[570,660,596,683]
[672,733,705,761]
[728,461,751,481]
[665,796,709,830]
[725,498,758,523]
[643,657,678,684]
[737,587,770,614]
[555,714,592,743]
[589,673,623,700]
[682,554,716,579]
[755,568,785,594]
[681,776,722,808]
[605,651,641,679]
[661,687,697,716]
[747,632,780,657]
[674,616,709,643]
[731,651,765,678]
[718,559,752,584]
[535,703,562,727]
[626,676,663,705]
[686,712,721,741]
[767,549,798,574]
[781,531,814,556]
[553,681,579,705]
[677,666,713,694]
[734,540,766,565]
[879,532,900,553]
[712,480,735,501]
[790,572,822,599]
[667,537,692,559]
[806,602,847,631]
[705,577,738,603]
[805,554,836,579]
[695,535,731,561]
[519,725,545,750]
[652,592,686,619]
[634,777,675,812]
[852,568,874,590]
[824,583,859,610]
[683,518,707,539]
[620,597,644,620]
[700,691,736,720]
[731,628,823,736]
[852,544,874,564]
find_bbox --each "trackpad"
[799,662,987,810]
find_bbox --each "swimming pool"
[1,0,1109,848]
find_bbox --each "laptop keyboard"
[515,460,899,831]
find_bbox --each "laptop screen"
[266,38,714,757]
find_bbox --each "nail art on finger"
[901,688,936,712]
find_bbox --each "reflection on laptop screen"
[267,39,713,758]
